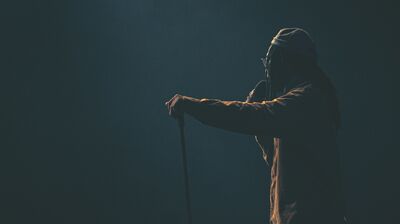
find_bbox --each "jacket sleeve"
[183,83,316,137]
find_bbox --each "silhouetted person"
[165,28,347,224]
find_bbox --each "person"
[165,28,347,224]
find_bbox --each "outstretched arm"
[165,83,315,137]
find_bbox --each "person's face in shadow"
[262,45,288,95]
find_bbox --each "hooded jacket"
[182,79,346,224]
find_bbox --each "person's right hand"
[165,94,187,119]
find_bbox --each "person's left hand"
[165,94,186,119]
[246,80,267,103]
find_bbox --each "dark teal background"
[1,0,396,223]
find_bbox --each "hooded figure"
[165,28,347,224]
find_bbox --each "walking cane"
[178,115,193,224]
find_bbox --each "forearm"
[183,96,277,135]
